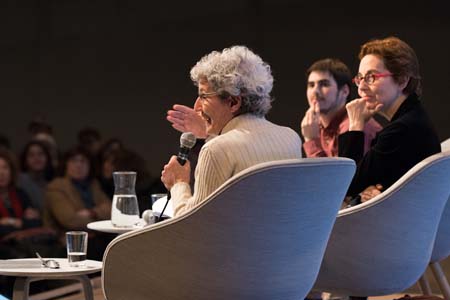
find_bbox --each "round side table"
[87,220,145,234]
[0,258,101,300]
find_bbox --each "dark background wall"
[1,0,449,178]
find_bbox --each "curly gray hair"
[190,46,274,116]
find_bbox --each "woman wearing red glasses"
[340,37,440,204]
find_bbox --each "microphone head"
[180,132,197,149]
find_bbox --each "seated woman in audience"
[340,37,440,204]
[0,148,42,245]
[0,148,60,300]
[18,141,55,213]
[96,138,125,192]
[97,138,124,165]
[28,117,60,169]
[44,146,112,260]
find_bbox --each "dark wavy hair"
[61,146,95,180]
[20,140,55,181]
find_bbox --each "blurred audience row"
[0,119,165,266]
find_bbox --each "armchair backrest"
[102,158,355,300]
[430,143,450,262]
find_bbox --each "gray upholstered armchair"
[313,151,450,297]
[102,158,355,300]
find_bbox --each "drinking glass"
[151,193,167,208]
[66,231,88,267]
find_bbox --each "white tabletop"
[87,220,145,234]
[0,258,102,277]
[152,196,173,217]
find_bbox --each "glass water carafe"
[111,171,140,227]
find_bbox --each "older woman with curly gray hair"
[162,45,302,217]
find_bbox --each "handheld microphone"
[160,132,197,221]
[177,132,197,165]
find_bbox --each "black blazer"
[339,93,441,197]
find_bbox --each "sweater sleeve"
[171,144,229,217]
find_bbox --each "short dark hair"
[306,58,352,93]
[78,127,101,145]
[28,118,53,135]
[359,36,421,96]
[98,138,124,161]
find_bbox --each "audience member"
[340,37,440,204]
[77,127,102,157]
[0,148,58,296]
[0,148,42,245]
[18,141,55,213]
[98,138,124,159]
[44,146,112,260]
[96,138,124,170]
[161,45,302,217]
[97,149,117,199]
[301,58,382,157]
[96,138,125,195]
[28,117,59,169]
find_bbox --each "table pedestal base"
[12,275,93,300]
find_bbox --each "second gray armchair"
[313,151,450,297]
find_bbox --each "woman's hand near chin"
[346,97,383,131]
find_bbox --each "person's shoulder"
[377,120,409,142]
[392,102,432,134]
[281,126,302,145]
[47,177,69,190]
[200,126,249,156]
[255,117,297,134]
[201,134,230,153]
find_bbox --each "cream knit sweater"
[171,114,302,217]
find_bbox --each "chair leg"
[418,273,433,295]
[430,262,450,300]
